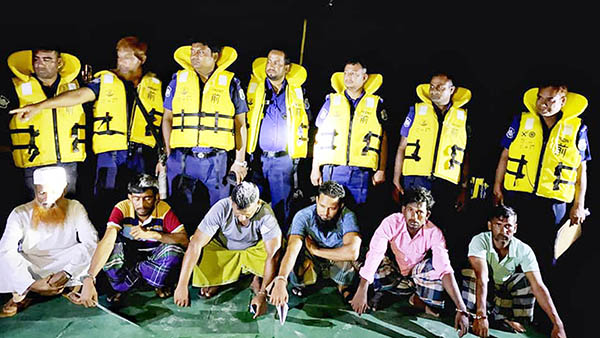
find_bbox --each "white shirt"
[0,199,98,294]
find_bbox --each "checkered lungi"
[289,248,360,288]
[461,269,535,323]
[103,239,185,292]
[372,256,446,309]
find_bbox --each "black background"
[1,1,597,336]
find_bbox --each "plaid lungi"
[372,256,446,309]
[461,269,535,323]
[288,247,360,288]
[103,240,185,292]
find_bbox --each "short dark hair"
[488,205,518,223]
[318,181,345,201]
[186,38,221,55]
[539,83,568,97]
[128,174,159,195]
[32,47,61,58]
[269,48,291,65]
[430,72,454,86]
[231,182,260,210]
[345,59,367,72]
[401,187,435,211]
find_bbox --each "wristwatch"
[80,274,96,285]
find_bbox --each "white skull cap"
[33,166,67,188]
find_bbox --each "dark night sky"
[3,2,597,179]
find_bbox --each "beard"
[314,209,341,234]
[116,66,142,83]
[266,71,284,82]
[32,198,67,229]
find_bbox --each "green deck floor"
[1,282,547,338]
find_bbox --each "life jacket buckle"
[70,123,85,152]
[9,125,41,162]
[552,162,576,190]
[214,111,219,133]
[319,130,338,150]
[506,155,527,185]
[449,144,465,169]
[361,131,381,155]
[405,139,421,161]
[297,123,308,142]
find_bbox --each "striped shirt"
[108,199,184,248]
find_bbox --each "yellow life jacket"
[246,57,309,159]
[314,72,384,170]
[7,50,86,168]
[402,84,471,184]
[92,71,163,154]
[504,88,586,202]
[169,46,238,150]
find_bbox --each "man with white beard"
[0,166,98,317]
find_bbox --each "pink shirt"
[359,213,454,283]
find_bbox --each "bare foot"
[505,320,526,333]
[200,286,220,299]
[409,294,439,317]
[62,285,82,305]
[155,286,173,299]
[337,285,352,301]
[250,276,262,295]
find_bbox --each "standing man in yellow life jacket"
[10,37,164,208]
[311,60,388,236]
[493,84,590,277]
[392,73,471,231]
[6,47,86,200]
[158,40,248,225]
[245,49,311,232]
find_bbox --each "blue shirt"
[500,113,591,161]
[400,104,472,138]
[288,204,359,249]
[316,91,359,128]
[258,79,289,152]
[163,73,248,115]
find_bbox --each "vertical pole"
[299,19,308,66]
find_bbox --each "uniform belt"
[261,150,288,158]
[186,148,225,159]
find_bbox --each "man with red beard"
[10,36,164,216]
[0,166,98,317]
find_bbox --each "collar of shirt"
[344,90,365,108]
[432,101,452,119]
[36,74,61,98]
[266,78,287,96]
[485,232,517,263]
[138,215,155,227]
[264,78,287,115]
[540,111,564,138]
[398,218,426,243]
